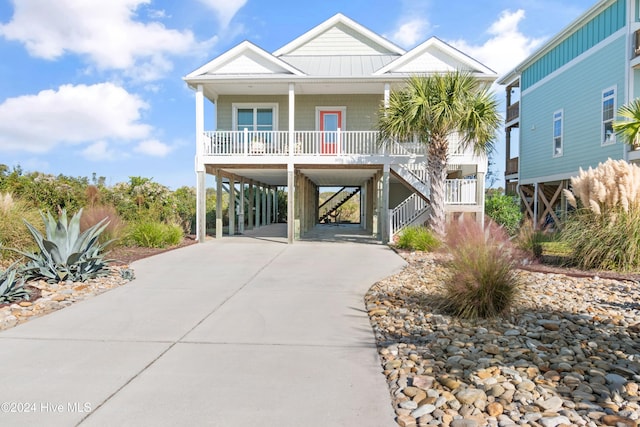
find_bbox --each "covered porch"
[202,164,388,244]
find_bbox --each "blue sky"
[0,0,596,189]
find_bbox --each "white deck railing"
[445,179,477,204]
[389,193,429,237]
[202,130,469,157]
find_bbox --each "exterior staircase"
[318,187,360,223]
[389,163,431,237]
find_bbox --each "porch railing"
[202,130,469,157]
[445,179,477,204]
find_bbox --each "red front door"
[320,110,342,154]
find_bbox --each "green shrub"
[0,169,88,213]
[0,193,42,261]
[485,193,522,235]
[125,221,183,248]
[440,219,521,319]
[395,226,440,251]
[516,220,549,259]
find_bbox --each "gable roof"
[185,41,304,79]
[374,37,496,77]
[273,13,405,57]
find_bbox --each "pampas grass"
[562,159,640,271]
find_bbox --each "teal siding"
[522,0,626,90]
[520,35,626,182]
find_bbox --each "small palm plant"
[0,264,30,304]
[4,209,112,283]
[613,99,640,148]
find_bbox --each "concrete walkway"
[0,233,406,426]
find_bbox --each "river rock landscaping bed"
[366,251,640,427]
[0,266,133,331]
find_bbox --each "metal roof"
[280,55,398,77]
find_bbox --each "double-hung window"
[602,87,616,145]
[232,103,277,147]
[553,110,563,157]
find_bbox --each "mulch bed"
[106,236,198,265]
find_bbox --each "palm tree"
[377,71,500,237]
[613,99,640,148]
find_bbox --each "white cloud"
[0,83,151,153]
[134,139,173,157]
[197,0,247,28]
[386,18,431,48]
[81,141,117,161]
[448,9,545,76]
[0,0,200,81]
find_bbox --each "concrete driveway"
[0,233,406,426]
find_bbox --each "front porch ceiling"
[211,166,381,187]
[193,78,409,100]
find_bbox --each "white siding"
[288,23,394,55]
[394,48,472,73]
[212,52,291,75]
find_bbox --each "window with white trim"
[553,110,563,157]
[602,87,616,145]
[232,104,277,132]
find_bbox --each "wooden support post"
[216,170,223,239]
[229,176,235,236]
[248,181,254,230]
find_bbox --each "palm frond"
[614,99,640,148]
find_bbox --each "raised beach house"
[185,13,496,243]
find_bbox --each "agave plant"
[0,264,30,304]
[4,209,112,283]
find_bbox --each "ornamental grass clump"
[0,193,42,261]
[80,205,125,247]
[440,219,521,319]
[562,159,640,271]
[395,226,440,251]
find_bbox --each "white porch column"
[288,83,295,156]
[476,172,485,226]
[384,83,390,109]
[239,178,245,234]
[287,164,295,244]
[229,176,235,236]
[216,170,223,239]
[195,84,206,242]
[381,164,390,244]
[255,185,261,228]
[196,172,206,242]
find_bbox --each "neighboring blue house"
[498,0,640,228]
